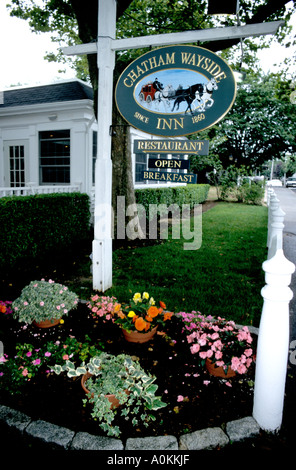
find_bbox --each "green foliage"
[201,74,296,170]
[135,184,210,219]
[52,352,166,437]
[12,280,78,324]
[0,334,104,395]
[0,193,90,269]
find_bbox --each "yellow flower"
[149,297,155,305]
[142,292,149,300]
[128,311,136,317]
[59,319,64,324]
[133,293,142,303]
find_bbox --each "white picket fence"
[0,183,82,198]
[253,187,295,431]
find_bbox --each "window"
[135,153,147,183]
[9,144,25,187]
[39,130,70,184]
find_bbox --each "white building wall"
[0,100,94,193]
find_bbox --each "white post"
[253,249,295,431]
[92,0,116,292]
[267,197,286,259]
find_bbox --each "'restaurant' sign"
[133,139,209,155]
[115,45,236,137]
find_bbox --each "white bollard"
[268,203,286,259]
[253,249,295,432]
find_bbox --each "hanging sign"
[115,45,236,137]
[142,170,197,184]
[133,139,209,155]
[148,157,190,170]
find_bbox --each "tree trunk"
[111,111,145,240]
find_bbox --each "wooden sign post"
[62,0,283,292]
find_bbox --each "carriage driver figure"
[153,77,164,92]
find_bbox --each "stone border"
[0,404,261,451]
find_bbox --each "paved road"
[273,188,296,344]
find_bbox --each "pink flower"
[63,354,69,360]
[177,395,184,402]
[225,381,232,387]
[44,352,51,357]
[32,359,41,366]
[26,351,32,357]
[190,343,200,354]
[231,357,240,371]
[203,380,210,386]
[40,301,44,307]
[56,305,61,310]
[237,363,247,374]
[22,369,29,376]
[199,351,208,359]
[23,301,28,306]
[244,348,253,357]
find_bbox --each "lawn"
[1,200,268,328]
[91,201,267,327]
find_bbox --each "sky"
[0,2,295,91]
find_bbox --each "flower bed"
[0,295,257,440]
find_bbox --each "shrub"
[0,192,90,268]
[135,184,209,220]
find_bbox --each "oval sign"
[115,45,236,137]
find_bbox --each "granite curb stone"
[25,419,75,449]
[0,404,261,450]
[71,431,124,451]
[179,426,229,450]
[226,416,260,442]
[125,435,178,450]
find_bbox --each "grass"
[96,202,268,327]
[1,200,267,328]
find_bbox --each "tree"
[190,72,296,178]
[6,0,296,227]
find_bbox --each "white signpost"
[62,0,283,292]
[63,0,289,435]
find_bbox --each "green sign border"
[115,45,236,137]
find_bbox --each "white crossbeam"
[62,21,284,56]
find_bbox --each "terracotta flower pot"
[205,358,236,378]
[81,372,125,409]
[33,318,61,328]
[122,326,158,343]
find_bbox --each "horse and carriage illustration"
[138,77,218,114]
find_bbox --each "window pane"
[39,130,70,184]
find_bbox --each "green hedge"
[0,193,90,269]
[135,184,210,216]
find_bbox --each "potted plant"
[114,291,173,343]
[12,279,78,327]
[86,294,120,322]
[51,352,167,437]
[180,312,254,377]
